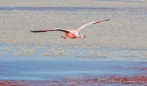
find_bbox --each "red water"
[0,75,146,86]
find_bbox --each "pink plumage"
[30,19,110,39]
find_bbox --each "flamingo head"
[80,34,85,39]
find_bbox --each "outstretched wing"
[78,19,110,31]
[30,28,69,33]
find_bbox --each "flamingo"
[30,19,110,39]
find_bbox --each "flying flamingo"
[30,19,110,39]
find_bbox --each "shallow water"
[0,44,147,85]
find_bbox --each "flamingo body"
[66,32,77,39]
[30,19,110,39]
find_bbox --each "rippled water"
[0,44,147,85]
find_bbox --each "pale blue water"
[0,56,146,80]
[0,44,146,81]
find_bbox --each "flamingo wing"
[78,19,110,31]
[30,28,69,33]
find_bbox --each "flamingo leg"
[61,36,67,39]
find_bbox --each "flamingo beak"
[81,34,85,39]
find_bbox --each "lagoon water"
[0,44,147,86]
[0,0,147,86]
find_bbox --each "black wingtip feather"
[30,30,47,33]
[104,19,110,21]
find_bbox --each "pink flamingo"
[30,19,110,39]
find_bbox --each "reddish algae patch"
[0,75,146,86]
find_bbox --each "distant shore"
[0,0,147,7]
